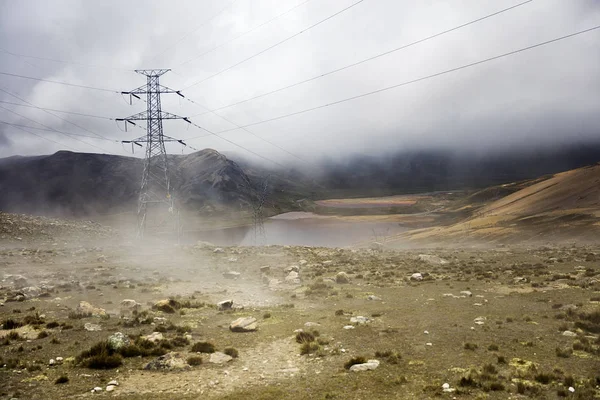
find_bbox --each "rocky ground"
[0,234,599,399]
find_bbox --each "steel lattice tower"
[118,69,190,238]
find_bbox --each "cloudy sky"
[0,0,599,166]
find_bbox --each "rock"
[213,248,224,253]
[410,273,423,281]
[304,322,320,327]
[474,317,486,325]
[460,290,472,297]
[367,295,382,301]
[268,279,281,290]
[84,323,102,332]
[92,387,102,393]
[442,383,450,390]
[153,299,178,313]
[560,304,577,311]
[107,380,118,386]
[11,275,29,289]
[106,385,115,392]
[217,299,234,311]
[418,254,448,265]
[120,299,141,313]
[562,330,577,337]
[513,277,528,284]
[77,301,106,317]
[144,332,164,343]
[343,325,355,330]
[349,359,380,372]
[55,357,63,363]
[223,271,241,280]
[285,271,300,284]
[568,387,575,393]
[350,316,369,325]
[209,352,233,364]
[335,272,350,284]
[49,359,56,366]
[230,317,258,332]
[285,265,300,273]
[107,332,130,350]
[259,266,271,274]
[144,352,190,371]
[21,286,41,298]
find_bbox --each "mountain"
[317,142,600,197]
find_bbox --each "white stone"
[350,316,369,325]
[209,352,233,364]
[106,385,115,392]
[144,332,164,343]
[568,387,575,393]
[93,387,102,392]
[84,322,102,332]
[562,330,577,337]
[343,325,355,330]
[426,342,432,346]
[349,359,380,372]
[107,380,118,386]
[442,383,450,389]
[460,291,472,297]
[410,273,423,281]
[49,359,56,366]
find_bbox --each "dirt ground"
[1,228,599,399]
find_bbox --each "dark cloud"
[0,0,599,165]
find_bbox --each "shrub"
[487,382,505,391]
[263,312,271,319]
[295,331,315,344]
[497,355,507,364]
[191,342,215,353]
[1,319,23,330]
[335,309,344,316]
[300,342,320,355]
[482,364,497,374]
[464,342,478,351]
[77,341,123,369]
[187,356,203,366]
[46,322,59,329]
[487,344,499,351]
[171,336,190,347]
[534,373,554,385]
[55,376,69,384]
[37,330,49,339]
[224,348,239,358]
[555,347,572,358]
[344,356,367,369]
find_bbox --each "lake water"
[187,212,407,247]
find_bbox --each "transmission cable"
[0,118,82,151]
[0,87,116,143]
[191,0,534,117]
[207,25,600,135]
[178,0,314,67]
[147,0,239,64]
[0,100,113,120]
[182,0,366,90]
[0,105,113,152]
[0,120,114,141]
[182,95,310,163]
[0,48,134,72]
[0,71,119,93]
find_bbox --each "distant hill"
[1,141,599,218]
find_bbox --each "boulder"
[144,352,190,371]
[84,323,102,332]
[223,271,241,280]
[410,273,423,281]
[335,272,350,284]
[217,299,234,311]
[77,301,106,317]
[350,316,369,325]
[418,254,448,265]
[144,332,164,343]
[285,271,300,284]
[120,299,141,313]
[349,359,380,372]
[209,352,233,364]
[230,317,258,332]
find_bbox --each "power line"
[0,105,112,152]
[0,71,118,93]
[0,120,114,141]
[0,118,82,151]
[183,95,310,163]
[0,100,112,120]
[208,25,600,135]
[178,0,314,67]
[192,0,535,117]
[182,0,366,90]
[0,48,134,72]
[147,0,239,64]
[0,87,116,143]
[186,118,287,169]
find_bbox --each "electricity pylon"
[117,69,190,238]
[252,176,270,245]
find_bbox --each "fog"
[1,0,599,166]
